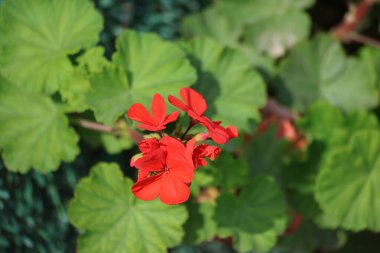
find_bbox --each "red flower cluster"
[127,87,238,204]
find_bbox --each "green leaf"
[60,75,91,112]
[283,142,325,218]
[77,47,110,75]
[100,133,134,155]
[216,0,313,57]
[181,8,276,83]
[215,177,286,252]
[87,30,197,124]
[201,152,248,190]
[275,221,346,253]
[60,47,110,112]
[297,101,344,141]
[181,8,241,47]
[233,216,287,253]
[0,0,103,94]
[68,163,188,253]
[181,37,266,131]
[245,126,288,178]
[183,201,218,244]
[297,100,378,147]
[0,89,79,173]
[316,130,380,231]
[277,34,378,111]
[360,46,380,88]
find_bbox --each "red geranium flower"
[138,138,160,155]
[131,136,195,204]
[128,93,179,131]
[168,87,238,144]
[193,144,221,167]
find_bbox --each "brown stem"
[77,119,113,133]
[331,0,378,41]
[260,98,299,121]
[181,121,196,140]
[350,32,380,48]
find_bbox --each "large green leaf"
[277,34,378,111]
[0,0,103,94]
[216,0,313,57]
[68,163,188,253]
[181,38,266,131]
[214,177,286,252]
[0,88,79,173]
[87,30,197,124]
[316,131,380,231]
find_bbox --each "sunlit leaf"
[0,0,103,94]
[316,131,380,231]
[68,163,188,253]
[277,34,378,111]
[87,30,197,124]
[0,88,79,173]
[181,37,266,131]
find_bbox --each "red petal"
[151,94,166,124]
[159,172,190,204]
[137,169,150,181]
[135,149,166,171]
[160,136,186,154]
[128,103,154,125]
[227,126,238,139]
[180,87,207,116]
[137,123,166,131]
[138,138,160,154]
[168,95,189,112]
[132,174,163,201]
[169,166,194,183]
[163,111,180,125]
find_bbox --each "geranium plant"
[1,0,380,252]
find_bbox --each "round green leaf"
[215,177,286,252]
[0,0,103,94]
[87,30,197,124]
[316,130,380,231]
[278,34,378,111]
[0,88,79,173]
[181,37,266,131]
[68,163,188,253]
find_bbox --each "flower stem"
[181,121,196,140]
[76,119,113,133]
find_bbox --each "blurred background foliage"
[1,0,380,252]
